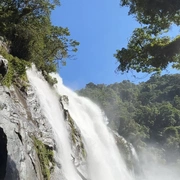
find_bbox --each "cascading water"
[26,66,134,180]
[52,73,134,180]
[27,68,82,180]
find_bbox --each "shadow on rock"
[0,127,7,180]
[4,155,20,180]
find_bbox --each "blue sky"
[51,0,179,90]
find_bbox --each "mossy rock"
[0,47,30,87]
[33,137,55,180]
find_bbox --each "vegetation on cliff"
[0,0,79,85]
[33,137,54,180]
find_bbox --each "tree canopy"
[0,0,79,75]
[115,0,180,73]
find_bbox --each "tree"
[115,0,180,73]
[0,0,79,74]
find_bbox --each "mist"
[136,146,180,180]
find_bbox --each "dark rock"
[0,127,7,180]
[0,56,8,77]
[5,156,20,180]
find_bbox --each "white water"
[27,66,134,180]
[27,68,82,180]
[51,73,134,180]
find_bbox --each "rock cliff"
[0,81,56,180]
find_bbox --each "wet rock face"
[0,127,7,180]
[0,84,55,180]
[0,55,8,77]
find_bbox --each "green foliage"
[0,0,79,78]
[43,73,58,86]
[162,126,180,162]
[120,0,180,32]
[0,48,30,87]
[115,0,180,73]
[78,80,147,149]
[78,74,180,163]
[33,137,54,180]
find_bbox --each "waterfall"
[27,68,82,180]
[52,73,134,180]
[26,66,134,180]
